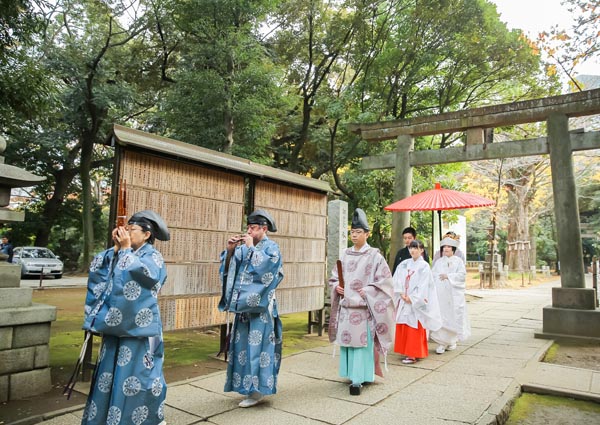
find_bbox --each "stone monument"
[0,135,56,402]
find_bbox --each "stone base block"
[0,263,22,288]
[8,367,52,400]
[539,305,600,339]
[0,287,33,308]
[552,287,596,309]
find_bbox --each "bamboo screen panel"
[119,150,244,331]
[253,180,327,314]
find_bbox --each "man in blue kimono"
[79,210,169,425]
[219,209,284,408]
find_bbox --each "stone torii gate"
[348,88,600,340]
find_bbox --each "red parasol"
[385,182,495,241]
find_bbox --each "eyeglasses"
[126,226,144,233]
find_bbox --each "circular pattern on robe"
[84,305,92,315]
[235,330,241,343]
[268,289,275,302]
[158,400,165,420]
[260,352,271,367]
[346,260,358,273]
[243,374,253,390]
[89,254,103,272]
[267,375,275,389]
[268,331,276,345]
[135,308,153,327]
[123,376,141,396]
[259,312,269,323]
[350,279,363,290]
[376,322,389,335]
[131,405,149,425]
[232,372,241,388]
[253,375,259,388]
[152,251,164,267]
[117,254,134,270]
[92,281,107,298]
[365,263,373,276]
[98,373,113,393]
[106,406,122,425]
[248,330,263,345]
[227,351,234,365]
[123,281,141,300]
[374,300,388,314]
[247,293,261,307]
[270,252,279,263]
[151,282,160,298]
[261,272,274,286]
[152,377,163,396]
[104,307,123,327]
[238,350,247,366]
[83,400,97,420]
[240,271,253,285]
[349,311,363,325]
[117,345,132,366]
[360,331,368,345]
[142,264,151,277]
[251,252,264,266]
[274,352,281,365]
[341,330,352,344]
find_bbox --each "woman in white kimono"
[79,210,169,425]
[430,237,471,354]
[393,239,441,364]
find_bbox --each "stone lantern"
[0,135,57,402]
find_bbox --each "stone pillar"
[390,134,414,266]
[547,113,586,288]
[0,265,56,401]
[536,113,599,340]
[327,200,348,281]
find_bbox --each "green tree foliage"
[1,0,561,261]
[153,0,290,163]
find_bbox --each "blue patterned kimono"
[218,236,284,396]
[81,243,168,425]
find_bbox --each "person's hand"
[227,234,244,251]
[241,234,254,248]
[401,294,412,304]
[113,226,131,250]
[336,285,344,296]
[358,288,366,298]
[440,273,448,280]
[111,227,121,252]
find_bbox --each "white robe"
[393,257,441,332]
[429,254,471,346]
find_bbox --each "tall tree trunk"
[34,167,79,246]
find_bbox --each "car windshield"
[21,248,56,259]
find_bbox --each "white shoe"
[435,345,446,354]
[446,343,457,351]
[239,392,263,408]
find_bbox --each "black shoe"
[349,384,361,396]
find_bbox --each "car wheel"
[54,274,62,279]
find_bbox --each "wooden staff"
[336,259,345,289]
[116,178,127,227]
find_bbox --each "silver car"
[12,247,64,279]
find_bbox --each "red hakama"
[394,322,429,358]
